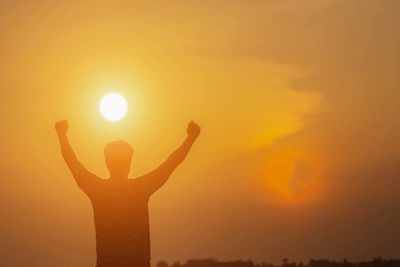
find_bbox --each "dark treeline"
[157,257,400,267]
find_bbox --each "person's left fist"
[187,121,200,139]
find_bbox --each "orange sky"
[1,1,400,266]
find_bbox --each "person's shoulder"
[97,176,107,182]
[128,174,153,187]
[78,169,102,179]
[127,176,153,197]
[129,174,146,183]
[89,175,107,186]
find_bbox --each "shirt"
[76,172,161,267]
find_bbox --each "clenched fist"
[187,121,200,140]
[55,120,68,135]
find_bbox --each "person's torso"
[88,179,151,265]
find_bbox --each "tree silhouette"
[157,258,400,267]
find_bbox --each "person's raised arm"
[138,121,200,195]
[55,120,99,191]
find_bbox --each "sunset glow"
[1,0,400,266]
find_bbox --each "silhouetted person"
[55,120,200,267]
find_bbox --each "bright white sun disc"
[100,93,127,121]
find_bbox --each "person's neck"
[109,174,129,182]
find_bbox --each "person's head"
[104,141,133,179]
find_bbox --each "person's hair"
[104,141,133,161]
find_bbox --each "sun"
[99,93,128,121]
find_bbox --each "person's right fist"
[55,120,68,135]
